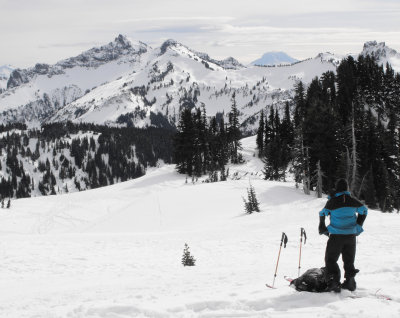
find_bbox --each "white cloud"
[0,0,399,67]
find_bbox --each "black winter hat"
[335,178,348,192]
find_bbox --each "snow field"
[0,136,399,317]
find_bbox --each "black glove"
[357,214,366,226]
[319,216,329,236]
[319,224,329,236]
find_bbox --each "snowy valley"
[0,136,399,318]
[1,0,400,315]
[0,34,399,318]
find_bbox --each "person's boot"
[326,278,341,293]
[341,277,356,291]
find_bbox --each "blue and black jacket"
[319,191,368,235]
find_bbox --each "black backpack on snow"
[290,267,328,292]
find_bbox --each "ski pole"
[272,232,288,288]
[298,228,307,277]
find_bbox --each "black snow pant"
[325,234,357,283]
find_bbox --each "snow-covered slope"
[0,136,399,317]
[251,51,299,66]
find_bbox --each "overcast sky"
[1,0,400,68]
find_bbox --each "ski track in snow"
[0,136,399,317]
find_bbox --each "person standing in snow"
[318,179,368,292]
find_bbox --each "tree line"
[0,122,175,200]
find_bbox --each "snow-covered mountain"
[49,39,340,132]
[251,51,299,66]
[1,135,399,317]
[361,41,400,70]
[6,35,147,90]
[0,35,148,126]
[0,65,14,80]
[0,35,339,131]
[0,64,14,93]
[0,37,398,132]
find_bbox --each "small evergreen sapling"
[182,243,196,266]
[243,183,260,214]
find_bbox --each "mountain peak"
[251,51,298,66]
[163,39,179,46]
[113,34,132,49]
[363,41,384,50]
[223,56,239,63]
[361,40,398,59]
[0,65,15,92]
[360,41,400,72]
[220,57,244,69]
[0,64,15,78]
[5,35,149,90]
[314,52,343,67]
[159,39,182,55]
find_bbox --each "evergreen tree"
[303,77,339,192]
[292,82,307,188]
[182,243,196,266]
[256,110,265,157]
[279,102,294,169]
[293,81,306,129]
[336,56,357,126]
[243,183,260,214]
[192,108,203,177]
[363,166,378,208]
[262,108,287,181]
[228,93,242,164]
[174,107,195,175]
[314,161,325,198]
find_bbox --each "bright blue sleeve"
[319,208,330,216]
[357,205,368,215]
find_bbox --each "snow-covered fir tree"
[243,183,260,214]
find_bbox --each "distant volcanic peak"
[252,51,298,66]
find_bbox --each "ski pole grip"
[301,228,307,244]
[281,232,288,248]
